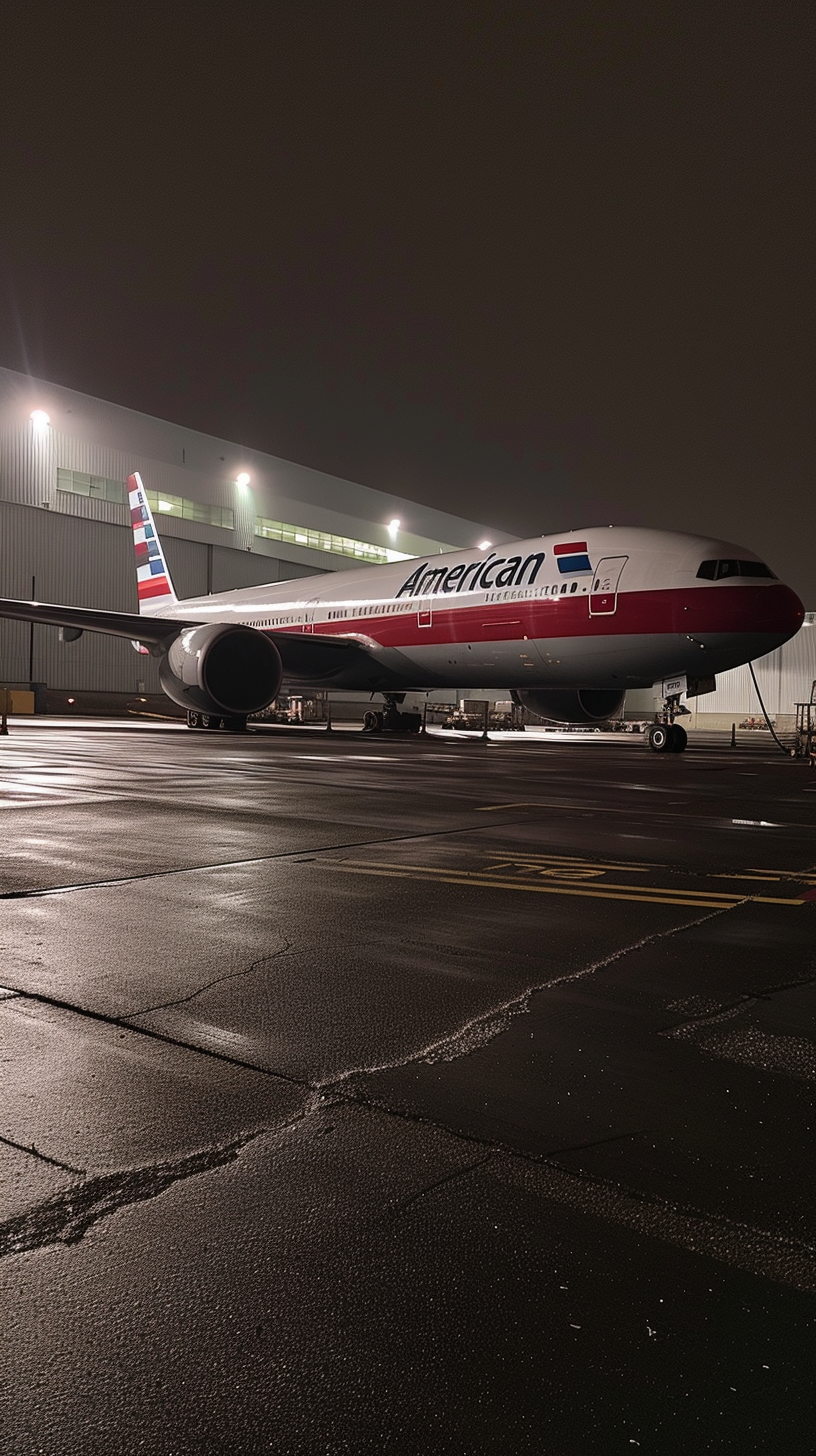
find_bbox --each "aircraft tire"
[363,710,380,733]
[669,724,688,753]
[648,724,671,753]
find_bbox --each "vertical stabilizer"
[127,472,178,615]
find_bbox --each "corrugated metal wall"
[0,499,313,693]
[701,619,816,716]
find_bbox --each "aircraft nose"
[773,583,806,640]
[748,582,806,652]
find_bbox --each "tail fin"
[127,472,178,615]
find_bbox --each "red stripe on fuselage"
[261,584,802,650]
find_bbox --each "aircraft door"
[417,598,433,629]
[589,557,628,616]
[303,598,320,634]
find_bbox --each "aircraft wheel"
[648,724,671,753]
[363,709,380,733]
[669,724,688,753]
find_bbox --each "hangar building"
[0,365,508,703]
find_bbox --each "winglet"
[127,472,178,615]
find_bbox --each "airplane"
[0,472,804,751]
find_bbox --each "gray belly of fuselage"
[281,630,785,694]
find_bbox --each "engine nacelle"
[159,623,283,716]
[514,688,626,724]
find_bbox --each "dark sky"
[1,2,814,598]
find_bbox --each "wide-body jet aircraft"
[0,473,804,751]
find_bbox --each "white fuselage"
[145,526,803,693]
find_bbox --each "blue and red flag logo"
[553,541,593,576]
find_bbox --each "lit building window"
[255,516,413,563]
[144,490,234,530]
[57,467,125,503]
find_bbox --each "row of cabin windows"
[250,584,586,626]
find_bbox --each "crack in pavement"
[126,942,294,1019]
[661,969,816,1037]
[384,1153,495,1220]
[0,1106,317,1260]
[317,901,743,1090]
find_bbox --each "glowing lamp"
[478,540,492,550]
[236,472,251,490]
[30,409,50,429]
[388,518,400,541]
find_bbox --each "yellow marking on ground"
[337,859,806,905]
[749,868,816,878]
[320,862,738,908]
[476,802,542,811]
[751,895,810,906]
[485,853,654,874]
[494,852,815,888]
[710,872,783,882]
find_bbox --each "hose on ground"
[748,661,789,755]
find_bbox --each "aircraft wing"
[0,597,398,687]
[0,597,197,643]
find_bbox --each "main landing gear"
[187,711,247,732]
[362,695,423,734]
[648,694,688,753]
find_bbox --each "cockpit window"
[697,559,776,581]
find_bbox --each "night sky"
[1,3,813,599]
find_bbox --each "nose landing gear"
[648,695,688,753]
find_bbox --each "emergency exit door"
[589,557,628,616]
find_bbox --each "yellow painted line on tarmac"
[484,853,654,874]
[476,802,542,811]
[336,859,806,905]
[710,872,784,882]
[321,862,734,908]
[320,859,807,908]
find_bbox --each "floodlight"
[388,518,400,541]
[236,472,251,489]
[30,409,50,429]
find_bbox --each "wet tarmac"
[1,720,815,1454]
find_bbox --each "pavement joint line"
[0,814,549,900]
[0,1133,85,1177]
[0,984,315,1090]
[327,1084,816,1294]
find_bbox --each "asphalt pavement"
[1,720,815,1455]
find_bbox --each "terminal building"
[0,363,812,729]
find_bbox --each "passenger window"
[570,582,577,593]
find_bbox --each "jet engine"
[513,688,626,724]
[159,623,283,716]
